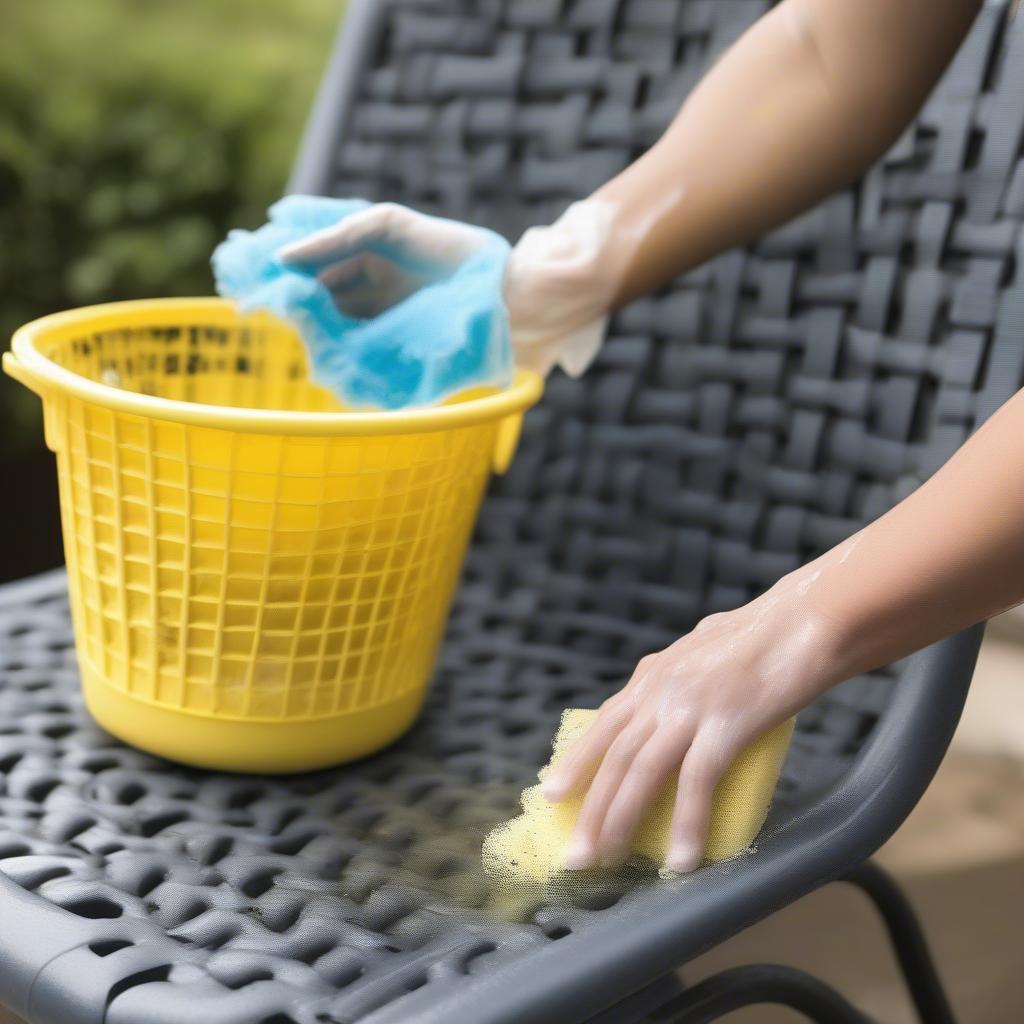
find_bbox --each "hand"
[278,202,493,320]
[279,199,624,378]
[540,569,847,872]
[503,199,621,378]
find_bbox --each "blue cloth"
[212,195,514,410]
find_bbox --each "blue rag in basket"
[212,195,514,410]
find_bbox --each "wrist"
[545,198,624,308]
[766,564,865,688]
[504,200,620,376]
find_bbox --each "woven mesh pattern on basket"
[2,2,1024,1022]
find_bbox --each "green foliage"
[0,0,339,452]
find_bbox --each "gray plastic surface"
[3,0,1023,1022]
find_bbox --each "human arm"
[544,384,1024,872]
[282,0,980,376]
[586,0,982,305]
[504,0,982,369]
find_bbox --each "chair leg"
[587,973,683,1023]
[654,964,874,1023]
[841,860,956,1024]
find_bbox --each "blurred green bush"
[0,0,339,451]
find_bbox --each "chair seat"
[0,568,980,1024]
[3,0,1021,1018]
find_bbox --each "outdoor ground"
[1,629,1022,1024]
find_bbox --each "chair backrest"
[293,0,1024,775]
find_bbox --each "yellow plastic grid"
[63,409,490,720]
[5,301,541,768]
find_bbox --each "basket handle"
[3,351,45,396]
[4,352,62,453]
[492,414,524,475]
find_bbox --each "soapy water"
[138,705,785,931]
[259,779,675,927]
[159,704,781,934]
[149,770,675,931]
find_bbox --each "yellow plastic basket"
[4,298,542,772]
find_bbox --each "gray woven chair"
[2,1,1023,1021]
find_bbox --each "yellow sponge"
[483,709,794,884]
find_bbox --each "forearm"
[594,0,980,305]
[795,388,1024,680]
[540,387,1024,870]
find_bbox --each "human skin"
[582,0,983,306]
[537,0,994,871]
[544,387,1024,870]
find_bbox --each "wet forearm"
[795,388,1024,679]
[592,0,981,305]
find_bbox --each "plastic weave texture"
[2,1,1024,1022]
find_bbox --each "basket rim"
[9,297,543,436]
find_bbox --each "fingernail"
[564,838,594,870]
[540,779,564,801]
[666,846,701,874]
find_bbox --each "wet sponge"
[212,195,514,410]
[483,709,794,885]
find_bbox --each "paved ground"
[3,630,1023,1024]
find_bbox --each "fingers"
[278,203,407,265]
[665,731,733,874]
[539,650,744,874]
[594,719,695,866]
[322,251,439,298]
[321,252,436,319]
[556,719,736,873]
[318,254,373,291]
[563,718,655,869]
[543,656,662,804]
[320,254,390,320]
[540,696,633,803]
